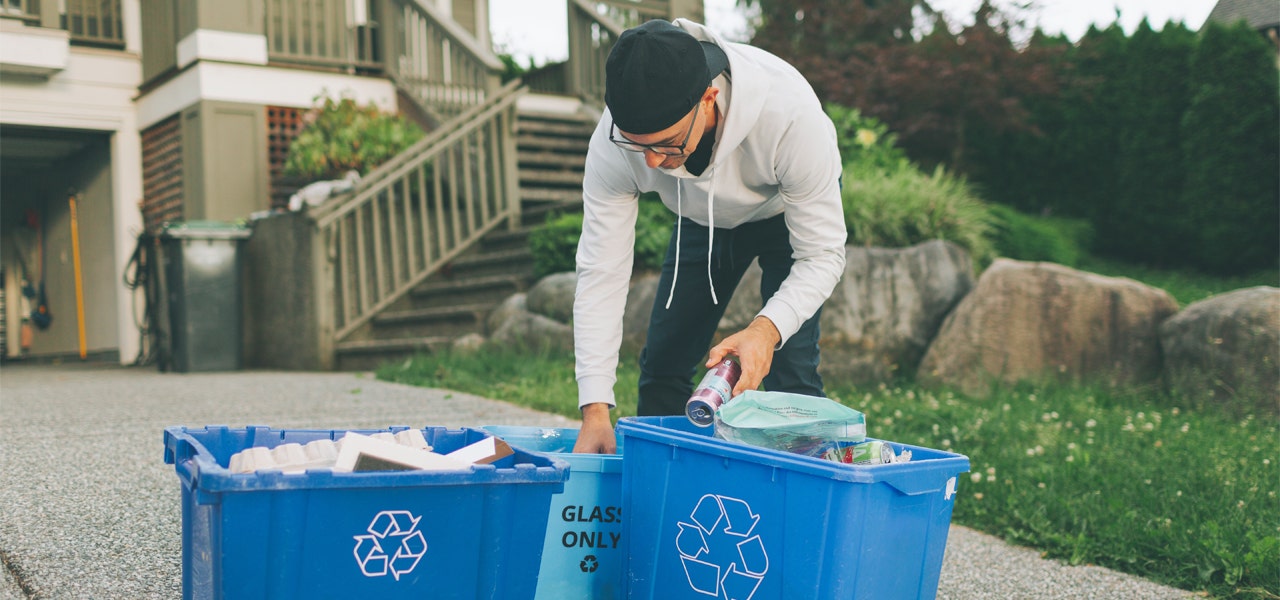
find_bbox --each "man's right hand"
[573,403,617,454]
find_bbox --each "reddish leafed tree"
[747,0,1065,172]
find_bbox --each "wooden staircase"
[333,104,595,370]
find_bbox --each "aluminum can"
[685,358,741,426]
[824,440,897,465]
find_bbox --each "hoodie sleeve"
[757,109,847,347]
[574,123,641,408]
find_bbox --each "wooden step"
[374,303,491,325]
[450,247,532,269]
[517,135,589,152]
[333,336,453,371]
[519,169,583,187]
[520,187,583,204]
[412,273,527,300]
[518,118,596,138]
[518,150,587,169]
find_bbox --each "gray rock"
[716,241,973,385]
[622,272,661,355]
[451,332,487,354]
[918,259,1178,397]
[526,272,577,323]
[820,240,974,384]
[486,293,527,335]
[1159,286,1280,416]
[488,309,574,353]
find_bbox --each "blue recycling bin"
[617,416,970,600]
[164,425,569,599]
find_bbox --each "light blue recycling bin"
[483,426,624,600]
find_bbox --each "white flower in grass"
[1067,443,1077,450]
[1026,448,1036,456]
[1142,422,1154,431]
[1238,501,1246,509]
[1264,459,1271,466]
[942,439,952,448]
[1065,455,1074,462]
[1003,404,1011,412]
[1038,482,1046,489]
[1086,419,1097,429]
[1122,422,1136,432]
[1180,423,1190,433]
[986,467,996,476]
[971,472,983,483]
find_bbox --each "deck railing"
[265,0,381,71]
[309,80,523,342]
[381,0,503,124]
[6,0,124,46]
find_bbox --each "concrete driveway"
[0,363,1196,599]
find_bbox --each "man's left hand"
[706,316,781,396]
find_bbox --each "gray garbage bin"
[158,221,252,372]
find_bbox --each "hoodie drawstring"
[705,166,718,305]
[663,167,719,310]
[664,181,683,309]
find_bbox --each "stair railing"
[310,79,525,343]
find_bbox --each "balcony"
[0,0,124,47]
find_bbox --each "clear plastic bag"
[712,391,866,457]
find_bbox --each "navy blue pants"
[637,214,824,416]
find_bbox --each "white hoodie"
[574,19,847,409]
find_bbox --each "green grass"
[379,349,1278,599]
[374,261,1279,598]
[1078,256,1278,307]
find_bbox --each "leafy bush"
[528,193,674,278]
[843,164,995,265]
[529,211,583,278]
[283,94,425,180]
[824,103,912,175]
[987,204,1093,267]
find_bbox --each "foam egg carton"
[228,429,434,474]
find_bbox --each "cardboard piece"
[446,436,514,465]
[334,432,471,472]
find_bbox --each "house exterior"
[1207,0,1280,58]
[0,0,702,369]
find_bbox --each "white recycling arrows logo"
[675,494,769,600]
[353,510,428,580]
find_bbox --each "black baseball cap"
[605,20,729,135]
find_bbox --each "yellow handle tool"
[69,193,87,360]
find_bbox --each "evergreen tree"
[1056,24,1129,226]
[1098,20,1196,265]
[1180,21,1280,273]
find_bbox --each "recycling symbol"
[353,510,428,580]
[580,554,599,573]
[675,494,769,600]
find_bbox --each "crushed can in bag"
[685,358,742,426]
[823,440,912,465]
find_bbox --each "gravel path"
[0,363,1198,599]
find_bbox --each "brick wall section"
[268,105,308,210]
[140,115,182,232]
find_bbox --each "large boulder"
[488,309,573,352]
[621,272,661,355]
[1159,286,1280,415]
[717,240,974,384]
[526,272,577,323]
[918,259,1178,396]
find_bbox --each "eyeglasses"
[609,108,700,156]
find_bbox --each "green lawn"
[376,263,1279,599]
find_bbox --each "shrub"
[283,94,425,181]
[1180,21,1280,274]
[528,211,583,278]
[987,204,1093,267]
[824,103,912,175]
[843,164,995,265]
[528,193,674,278]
